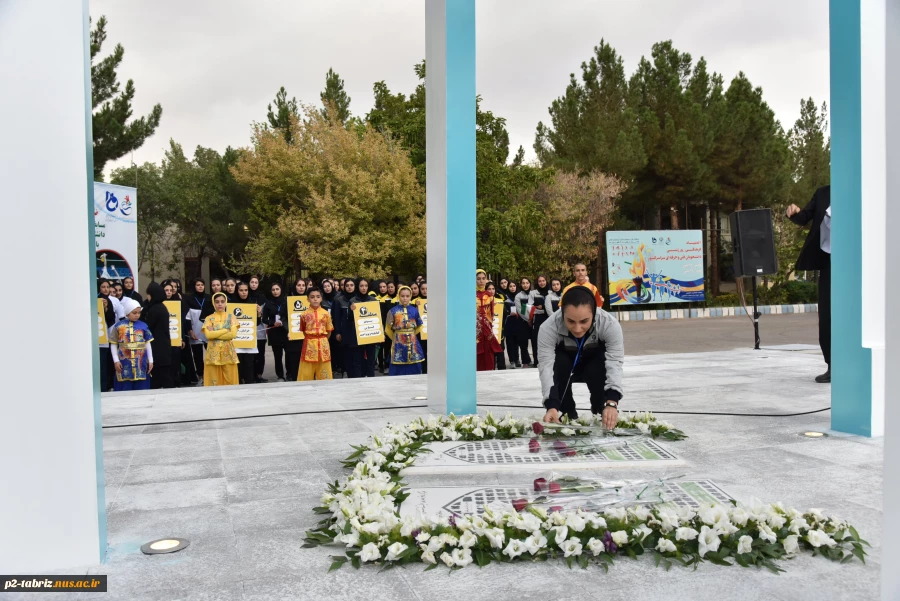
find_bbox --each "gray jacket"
[536,308,624,402]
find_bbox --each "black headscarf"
[143,281,172,367]
[535,275,550,298]
[145,281,167,307]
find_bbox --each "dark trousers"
[379,340,391,372]
[285,346,301,381]
[818,258,831,366]
[170,347,182,388]
[188,343,204,381]
[255,340,266,377]
[346,346,363,378]
[508,318,532,365]
[151,365,174,389]
[420,339,428,374]
[238,353,256,384]
[363,345,377,377]
[99,347,114,392]
[270,343,286,379]
[532,315,548,366]
[550,342,608,420]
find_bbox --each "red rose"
[534,478,548,492]
[512,498,528,512]
[528,439,541,453]
[549,482,562,494]
[550,506,564,513]
[564,448,576,457]
[552,440,567,451]
[532,422,544,435]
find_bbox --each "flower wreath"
[304,412,868,573]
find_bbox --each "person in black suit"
[787,185,831,383]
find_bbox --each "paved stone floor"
[18,337,882,600]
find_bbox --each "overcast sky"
[92,0,830,178]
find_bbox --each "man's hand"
[786,204,801,218]
[602,405,618,430]
[543,408,561,423]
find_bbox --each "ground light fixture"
[800,431,828,438]
[412,396,427,400]
[140,538,189,555]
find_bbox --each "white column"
[0,0,107,571]
[882,1,899,596]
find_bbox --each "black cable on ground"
[102,403,830,429]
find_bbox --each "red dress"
[476,290,502,371]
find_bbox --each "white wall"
[0,0,106,571]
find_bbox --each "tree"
[267,86,300,143]
[232,105,425,278]
[90,15,162,179]
[321,68,352,125]
[109,162,178,281]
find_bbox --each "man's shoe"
[815,369,831,383]
[256,377,268,383]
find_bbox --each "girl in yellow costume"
[202,292,240,386]
[298,288,335,381]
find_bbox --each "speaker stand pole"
[751,275,761,350]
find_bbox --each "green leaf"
[351,556,361,570]
[424,562,439,572]
[328,558,347,572]
[851,545,866,564]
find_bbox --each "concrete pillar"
[829,0,875,435]
[425,0,477,415]
[882,1,898,597]
[0,0,107,570]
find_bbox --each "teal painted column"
[425,0,477,415]
[829,0,873,435]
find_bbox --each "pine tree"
[267,86,300,143]
[321,68,352,125]
[90,16,162,180]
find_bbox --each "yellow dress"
[202,310,240,386]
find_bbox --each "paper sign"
[97,299,108,344]
[414,298,428,341]
[287,296,308,341]
[354,301,384,345]
[163,301,182,347]
[228,303,257,349]
[492,299,503,343]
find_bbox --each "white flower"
[675,527,699,542]
[716,520,739,537]
[560,427,576,436]
[552,525,569,547]
[565,513,587,532]
[729,506,749,527]
[339,532,360,547]
[503,539,526,559]
[439,533,459,547]
[550,511,567,526]
[768,514,787,530]
[632,524,653,542]
[655,510,680,533]
[385,542,409,562]
[630,505,652,522]
[361,522,381,535]
[737,535,754,555]
[587,537,606,556]
[699,505,728,527]
[604,507,627,522]
[440,552,455,567]
[509,427,518,435]
[485,528,506,549]
[789,518,810,535]
[426,537,444,553]
[523,534,548,555]
[393,453,406,462]
[472,427,485,437]
[808,508,826,522]
[698,526,721,558]
[611,530,629,546]
[455,516,472,531]
[562,537,583,557]
[486,425,498,436]
[416,531,431,543]
[636,422,650,434]
[360,542,382,563]
[420,549,437,564]
[757,523,777,544]
[806,529,837,548]
[656,538,677,554]
[588,515,608,530]
[782,534,800,555]
[459,531,478,549]
[451,548,473,567]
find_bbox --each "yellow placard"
[163,301,182,347]
[287,296,309,341]
[354,300,384,345]
[414,298,428,341]
[228,303,257,349]
[492,299,504,343]
[97,298,108,344]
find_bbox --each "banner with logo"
[163,301,182,347]
[94,182,138,289]
[354,301,384,345]
[228,303,257,349]
[287,296,309,341]
[414,298,428,340]
[97,299,108,345]
[492,299,504,343]
[606,230,706,305]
